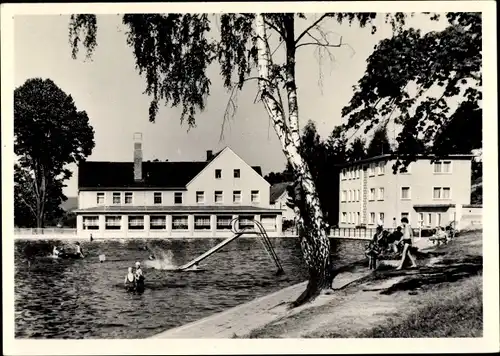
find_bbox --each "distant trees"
[14,78,95,228]
[366,125,392,157]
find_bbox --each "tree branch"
[294,13,330,46]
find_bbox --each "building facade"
[270,182,295,222]
[338,154,474,229]
[75,135,282,238]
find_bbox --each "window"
[215,169,222,179]
[369,163,376,176]
[112,192,121,204]
[239,215,254,230]
[434,161,452,174]
[401,187,410,200]
[356,168,360,179]
[174,192,183,204]
[427,213,432,226]
[215,191,223,203]
[233,190,242,203]
[251,190,260,203]
[83,216,99,230]
[341,190,347,202]
[172,215,188,230]
[369,188,375,201]
[194,216,211,230]
[378,212,385,224]
[233,169,240,178]
[378,187,385,201]
[378,162,385,175]
[433,187,451,200]
[341,169,346,180]
[357,212,361,225]
[341,212,347,223]
[105,216,121,230]
[216,215,232,230]
[369,212,375,224]
[261,215,277,231]
[96,192,105,205]
[401,212,409,222]
[150,216,166,230]
[124,192,133,204]
[354,190,359,202]
[196,191,205,204]
[437,213,442,227]
[154,192,162,204]
[128,216,144,230]
[419,213,424,226]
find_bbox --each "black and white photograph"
[2,1,498,354]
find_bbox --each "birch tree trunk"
[255,14,332,306]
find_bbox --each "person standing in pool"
[134,262,145,294]
[124,267,136,293]
[396,217,418,270]
[52,246,60,258]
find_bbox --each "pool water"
[14,237,366,339]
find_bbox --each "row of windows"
[341,211,453,226]
[97,190,261,205]
[341,160,453,180]
[340,186,451,202]
[341,162,386,180]
[82,214,277,231]
[341,212,385,225]
[215,169,240,179]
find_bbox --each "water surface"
[15,237,366,339]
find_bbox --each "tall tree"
[346,137,367,162]
[69,12,410,305]
[14,78,95,228]
[366,125,392,157]
[342,13,482,172]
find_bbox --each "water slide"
[175,232,244,271]
[175,218,284,273]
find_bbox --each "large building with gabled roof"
[75,134,283,238]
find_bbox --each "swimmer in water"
[52,246,60,258]
[124,267,136,293]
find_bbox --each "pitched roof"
[60,197,78,212]
[270,182,292,203]
[78,160,263,189]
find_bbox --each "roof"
[270,182,292,203]
[75,205,282,214]
[78,160,263,189]
[336,154,475,168]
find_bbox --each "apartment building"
[74,134,282,238]
[338,154,474,229]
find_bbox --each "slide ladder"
[175,218,284,275]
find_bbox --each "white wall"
[186,147,270,207]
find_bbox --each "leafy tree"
[68,12,410,306]
[14,78,95,228]
[346,137,367,162]
[342,12,482,172]
[366,125,391,157]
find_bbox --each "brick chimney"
[133,132,143,182]
[206,150,213,161]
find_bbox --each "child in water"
[124,267,136,293]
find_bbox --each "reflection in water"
[15,237,365,339]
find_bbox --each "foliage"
[342,12,482,172]
[14,78,95,227]
[366,125,392,157]
[346,137,367,162]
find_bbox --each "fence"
[14,228,78,237]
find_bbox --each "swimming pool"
[14,237,366,339]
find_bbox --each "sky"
[14,13,446,197]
